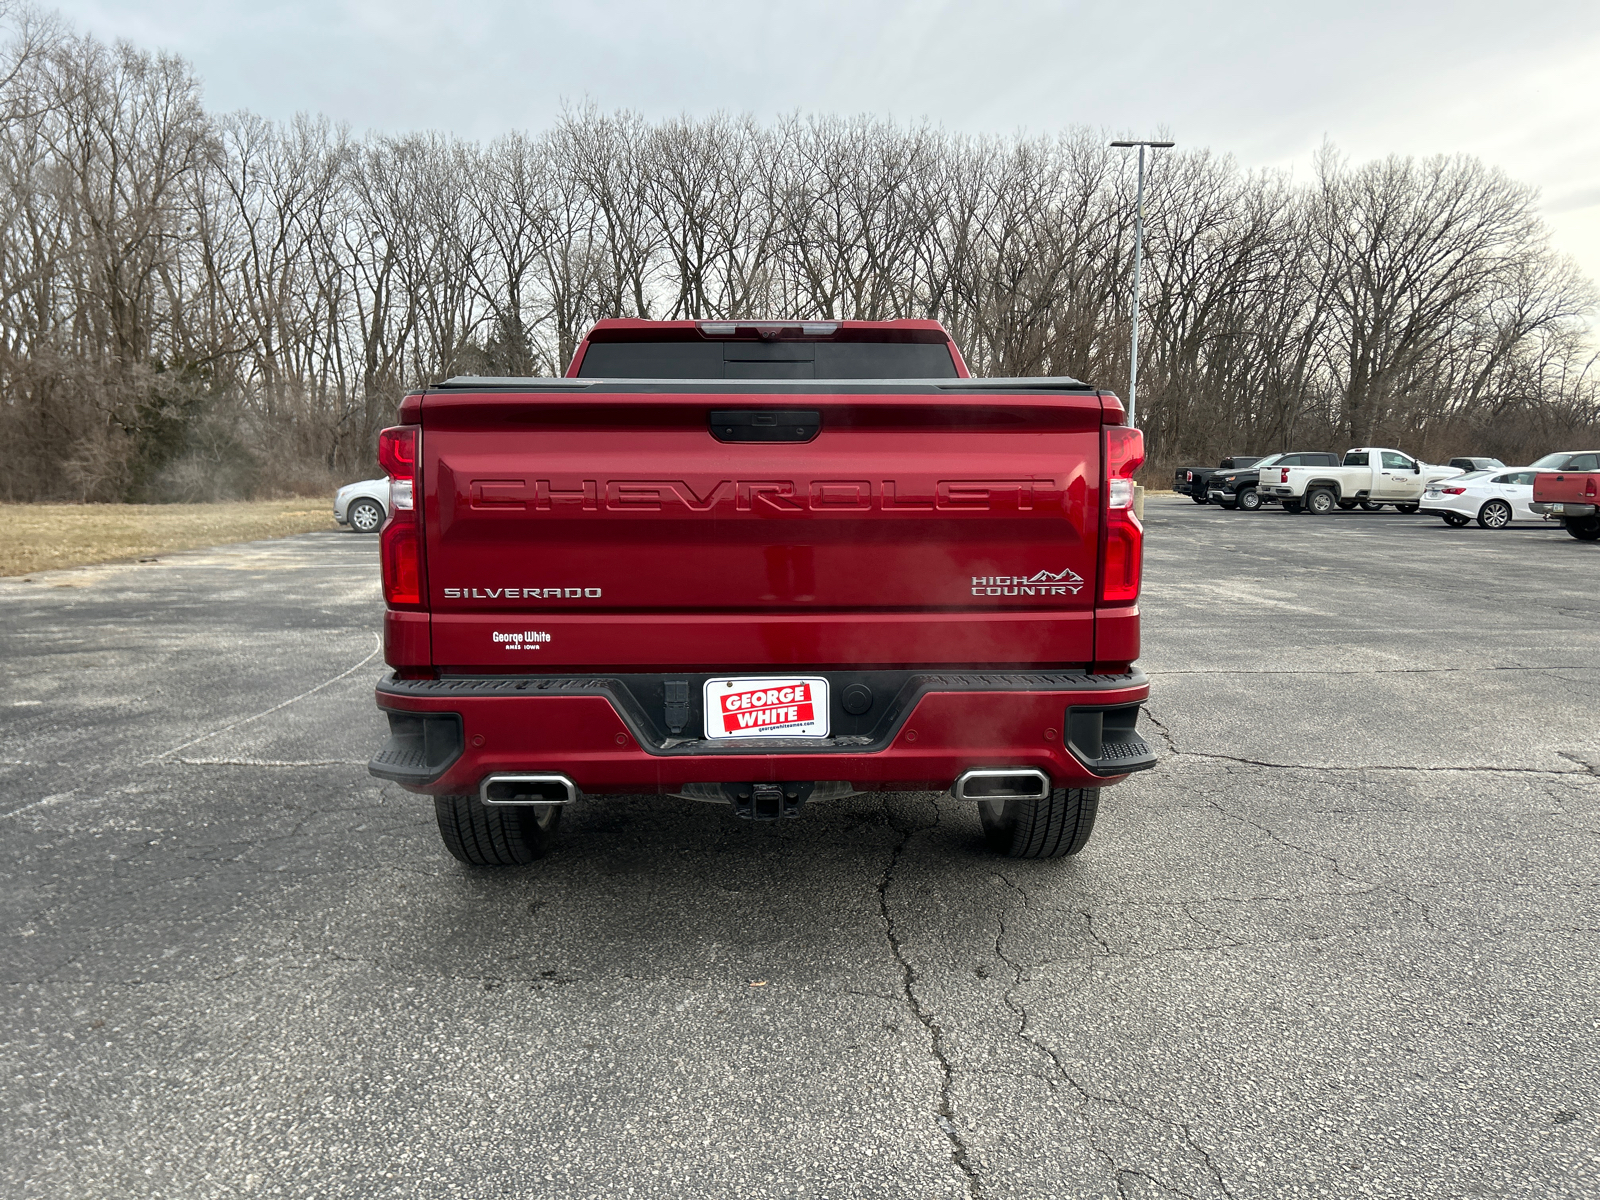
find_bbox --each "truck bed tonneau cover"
[429,376,1092,393]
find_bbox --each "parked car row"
[1181,447,1600,540]
[1193,447,1459,513]
[1207,452,1339,510]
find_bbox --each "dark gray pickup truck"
[1174,457,1263,504]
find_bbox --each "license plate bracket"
[703,676,830,740]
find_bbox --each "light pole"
[1110,139,1174,431]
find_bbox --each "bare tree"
[0,9,1594,500]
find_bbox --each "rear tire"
[1566,516,1600,541]
[1477,499,1513,529]
[979,788,1099,858]
[1361,500,1382,511]
[1192,492,1208,504]
[1337,499,1359,510]
[1442,512,1470,527]
[1395,503,1420,514]
[1238,488,1262,512]
[434,794,562,865]
[1282,499,1303,513]
[1307,487,1337,515]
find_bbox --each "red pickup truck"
[367,319,1154,864]
[1531,467,1600,540]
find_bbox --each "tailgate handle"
[710,410,821,443]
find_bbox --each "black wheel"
[1442,512,1470,527]
[1282,499,1303,513]
[1361,500,1383,511]
[1566,516,1600,541]
[1238,488,1262,512]
[1306,487,1337,515]
[1337,499,1359,510]
[348,498,385,534]
[1477,499,1513,529]
[1395,503,1419,514]
[1217,500,1237,510]
[979,788,1099,858]
[434,795,562,865]
[1191,492,1209,504]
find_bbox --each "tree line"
[1,10,1595,502]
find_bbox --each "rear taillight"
[378,425,423,607]
[1281,468,1290,483]
[1588,478,1597,498]
[382,522,421,604]
[1099,426,1145,605]
[1441,486,1466,495]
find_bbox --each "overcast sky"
[45,0,1600,288]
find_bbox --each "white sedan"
[333,478,390,534]
[1421,469,1540,529]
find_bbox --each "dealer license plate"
[703,677,830,740]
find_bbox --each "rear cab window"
[576,332,960,379]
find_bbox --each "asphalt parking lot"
[3,496,1597,1199]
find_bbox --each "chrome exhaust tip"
[951,768,1051,802]
[480,773,580,805]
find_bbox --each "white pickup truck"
[1257,447,1463,514]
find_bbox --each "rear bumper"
[1531,501,1596,517]
[370,669,1153,796]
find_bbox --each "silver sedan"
[333,478,390,534]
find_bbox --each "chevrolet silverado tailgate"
[419,382,1106,670]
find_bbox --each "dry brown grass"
[0,499,340,577]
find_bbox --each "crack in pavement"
[874,796,987,1200]
[2,636,383,822]
[1201,802,1446,935]
[1557,751,1600,778]
[1182,752,1590,778]
[142,633,382,765]
[1203,798,1354,879]
[1143,708,1456,932]
[1142,705,1596,778]
[992,874,1235,1199]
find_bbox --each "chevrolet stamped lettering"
[468,477,1059,512]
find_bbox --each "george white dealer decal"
[493,630,552,650]
[971,568,1084,596]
